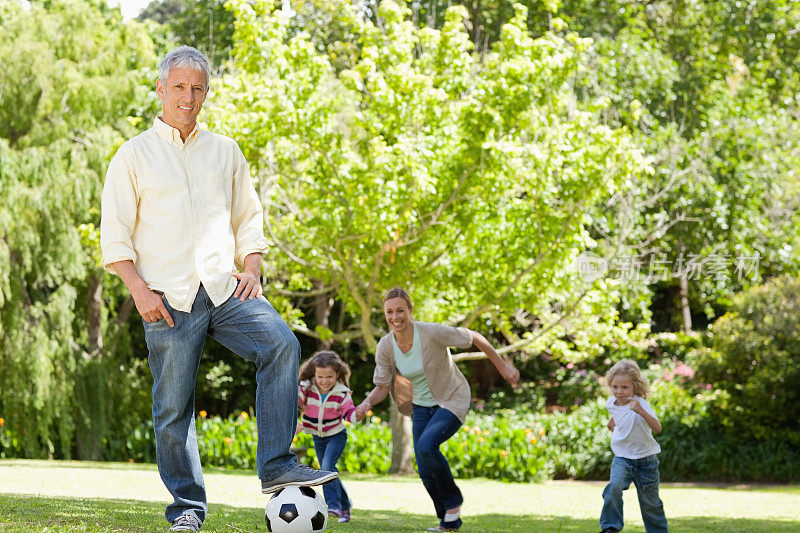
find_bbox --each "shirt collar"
[153,117,199,144]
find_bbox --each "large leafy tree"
[0,0,157,458]
[209,0,648,469]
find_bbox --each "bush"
[540,399,612,479]
[694,274,800,442]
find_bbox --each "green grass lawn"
[1,460,799,532]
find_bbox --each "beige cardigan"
[373,321,473,423]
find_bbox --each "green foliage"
[138,0,236,68]
[539,399,612,479]
[197,411,260,470]
[694,275,800,442]
[0,0,156,459]
[210,0,651,370]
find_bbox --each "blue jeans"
[411,404,463,529]
[600,454,669,532]
[143,285,300,524]
[312,430,351,511]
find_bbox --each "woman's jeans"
[143,285,300,524]
[412,404,463,528]
[312,430,351,511]
[600,454,669,532]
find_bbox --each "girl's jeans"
[411,404,463,529]
[144,285,300,525]
[312,430,351,511]
[600,454,669,532]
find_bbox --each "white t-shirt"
[607,396,661,459]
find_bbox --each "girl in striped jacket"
[297,351,359,522]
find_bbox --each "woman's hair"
[605,359,650,398]
[383,287,413,309]
[299,350,351,388]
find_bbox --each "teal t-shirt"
[392,323,438,407]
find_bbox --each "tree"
[208,0,649,470]
[138,0,237,68]
[0,0,157,459]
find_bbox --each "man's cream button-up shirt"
[100,117,269,312]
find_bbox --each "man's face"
[156,66,208,133]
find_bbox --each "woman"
[355,288,519,532]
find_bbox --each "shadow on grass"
[1,494,798,532]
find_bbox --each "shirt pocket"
[204,170,233,206]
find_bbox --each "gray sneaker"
[170,514,200,531]
[261,464,339,494]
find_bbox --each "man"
[100,46,336,532]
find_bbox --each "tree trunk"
[679,273,692,333]
[313,280,333,350]
[388,398,414,475]
[470,358,501,398]
[76,270,106,461]
[88,271,103,354]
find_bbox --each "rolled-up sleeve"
[230,142,269,269]
[100,146,139,274]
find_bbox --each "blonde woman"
[355,288,519,532]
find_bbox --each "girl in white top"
[599,359,669,533]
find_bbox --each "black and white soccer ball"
[265,486,328,533]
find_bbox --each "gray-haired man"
[100,45,336,532]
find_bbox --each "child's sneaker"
[328,509,343,518]
[338,510,351,523]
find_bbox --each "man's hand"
[133,288,174,327]
[232,271,263,301]
[111,260,174,327]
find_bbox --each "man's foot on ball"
[261,464,338,494]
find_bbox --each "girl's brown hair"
[299,350,351,388]
[383,287,413,309]
[605,359,650,398]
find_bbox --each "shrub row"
[62,378,796,483]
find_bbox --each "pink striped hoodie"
[298,380,358,437]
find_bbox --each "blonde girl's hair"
[383,287,413,309]
[605,359,650,398]
[299,350,351,388]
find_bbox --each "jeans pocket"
[639,459,661,489]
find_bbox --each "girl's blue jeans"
[600,454,669,532]
[312,430,351,511]
[411,404,463,529]
[143,285,300,525]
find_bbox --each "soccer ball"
[265,486,328,533]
